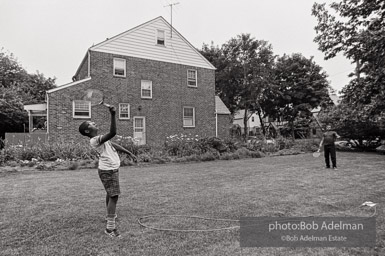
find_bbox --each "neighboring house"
[215,96,232,138]
[310,92,341,138]
[233,92,341,138]
[24,16,231,145]
[233,110,262,135]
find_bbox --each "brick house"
[33,16,230,145]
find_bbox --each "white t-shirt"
[90,135,120,170]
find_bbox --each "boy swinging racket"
[79,104,133,238]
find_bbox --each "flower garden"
[0,134,321,171]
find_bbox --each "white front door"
[133,117,146,145]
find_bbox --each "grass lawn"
[1,152,385,256]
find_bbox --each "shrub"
[219,153,232,160]
[114,135,150,156]
[219,152,240,160]
[164,134,235,158]
[151,157,168,164]
[249,151,264,158]
[246,139,263,151]
[164,134,201,157]
[120,157,135,166]
[293,139,320,152]
[223,137,239,152]
[274,149,302,156]
[200,151,217,162]
[7,160,18,167]
[261,143,278,153]
[68,161,80,170]
[232,152,240,160]
[0,146,18,166]
[173,154,200,163]
[235,147,253,158]
[185,154,200,162]
[275,136,295,150]
[35,163,50,171]
[139,153,152,163]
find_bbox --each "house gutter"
[46,92,49,134]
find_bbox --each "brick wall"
[48,51,216,145]
[75,54,89,81]
[217,114,231,138]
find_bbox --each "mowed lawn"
[1,152,385,256]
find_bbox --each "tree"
[318,103,385,148]
[0,49,28,88]
[312,0,385,117]
[0,49,56,138]
[273,53,330,138]
[200,42,240,114]
[21,72,56,104]
[222,34,275,138]
[200,36,276,138]
[0,85,28,136]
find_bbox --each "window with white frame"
[141,80,152,99]
[183,107,195,127]
[187,70,197,87]
[113,58,126,77]
[119,103,130,120]
[73,100,91,118]
[156,30,165,46]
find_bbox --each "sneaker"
[333,167,338,170]
[105,228,121,238]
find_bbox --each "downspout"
[87,50,91,77]
[46,92,49,135]
[215,111,218,137]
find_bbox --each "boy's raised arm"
[100,106,117,144]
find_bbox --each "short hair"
[79,121,90,136]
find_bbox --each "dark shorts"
[98,169,121,197]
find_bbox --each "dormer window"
[157,30,165,46]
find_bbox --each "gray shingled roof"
[215,96,231,114]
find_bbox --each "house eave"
[47,77,92,94]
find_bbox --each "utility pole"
[164,2,179,38]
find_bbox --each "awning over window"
[24,103,47,133]
[24,103,47,116]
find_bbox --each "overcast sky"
[0,0,353,93]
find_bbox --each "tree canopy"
[201,35,331,139]
[312,0,385,117]
[273,53,330,138]
[200,34,276,137]
[223,34,276,137]
[0,49,56,137]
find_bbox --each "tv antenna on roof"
[164,2,179,38]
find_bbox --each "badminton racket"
[82,89,110,107]
[312,151,321,158]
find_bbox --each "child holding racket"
[317,125,340,170]
[78,105,132,238]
